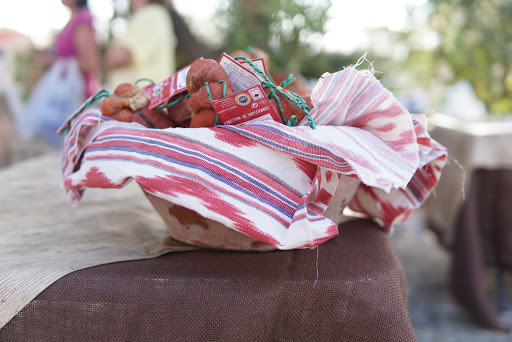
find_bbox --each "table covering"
[1,218,416,342]
[425,113,512,243]
[0,153,196,329]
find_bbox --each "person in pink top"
[36,0,101,97]
[18,0,101,148]
[54,0,101,98]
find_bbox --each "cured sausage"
[100,82,175,129]
[186,59,233,94]
[188,83,234,113]
[268,86,307,124]
[186,59,235,128]
[166,93,193,127]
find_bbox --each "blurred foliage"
[216,0,333,73]
[298,51,368,80]
[104,0,393,84]
[424,0,512,114]
[106,0,370,82]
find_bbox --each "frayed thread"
[349,52,382,77]
[448,155,466,201]
[313,246,320,288]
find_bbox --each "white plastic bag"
[17,58,85,148]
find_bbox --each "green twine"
[59,87,164,134]
[135,78,156,86]
[266,85,287,125]
[135,110,157,128]
[279,74,295,88]
[244,47,277,84]
[217,80,227,98]
[59,89,110,135]
[203,81,228,102]
[287,115,298,127]
[205,81,213,102]
[215,80,227,125]
[203,81,228,126]
[233,56,316,129]
[154,93,190,110]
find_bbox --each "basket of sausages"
[59,50,447,251]
[98,51,315,131]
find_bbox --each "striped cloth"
[58,67,447,250]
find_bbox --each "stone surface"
[392,210,512,341]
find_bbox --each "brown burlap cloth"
[0,153,197,329]
[0,153,415,341]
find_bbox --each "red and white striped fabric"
[59,66,447,250]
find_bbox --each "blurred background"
[0,0,511,340]
[2,0,510,118]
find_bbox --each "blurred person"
[55,0,101,97]
[37,0,101,98]
[18,0,101,148]
[105,0,176,90]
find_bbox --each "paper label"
[148,58,202,110]
[218,53,263,93]
[239,57,268,77]
[212,84,280,125]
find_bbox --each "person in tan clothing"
[105,0,176,90]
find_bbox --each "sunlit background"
[0,0,510,117]
[1,0,427,51]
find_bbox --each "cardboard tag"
[218,53,263,93]
[239,57,268,77]
[212,84,280,125]
[148,58,202,110]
